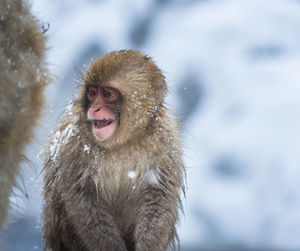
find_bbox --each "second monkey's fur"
[43,50,184,251]
[0,0,49,229]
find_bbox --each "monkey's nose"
[94,107,102,112]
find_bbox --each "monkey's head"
[77,50,167,149]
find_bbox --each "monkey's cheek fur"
[92,119,117,142]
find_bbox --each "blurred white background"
[1,0,300,250]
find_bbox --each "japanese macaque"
[0,0,49,228]
[43,50,184,251]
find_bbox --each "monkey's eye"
[101,87,118,101]
[87,87,97,100]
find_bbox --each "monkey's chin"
[92,119,117,142]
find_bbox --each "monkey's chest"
[94,165,140,202]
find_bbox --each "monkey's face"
[86,85,120,142]
[79,50,167,148]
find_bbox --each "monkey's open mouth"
[93,119,113,129]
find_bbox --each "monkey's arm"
[43,160,127,251]
[43,168,76,251]
[43,187,71,251]
[63,179,128,251]
[134,158,183,251]
[134,187,180,251]
[44,177,127,251]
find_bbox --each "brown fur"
[0,0,49,228]
[43,50,184,251]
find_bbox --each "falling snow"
[83,144,91,153]
[3,0,300,250]
[127,170,137,179]
[145,169,160,185]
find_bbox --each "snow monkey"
[0,0,49,229]
[43,50,185,251]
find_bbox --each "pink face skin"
[87,86,119,142]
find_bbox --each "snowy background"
[1,0,300,250]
